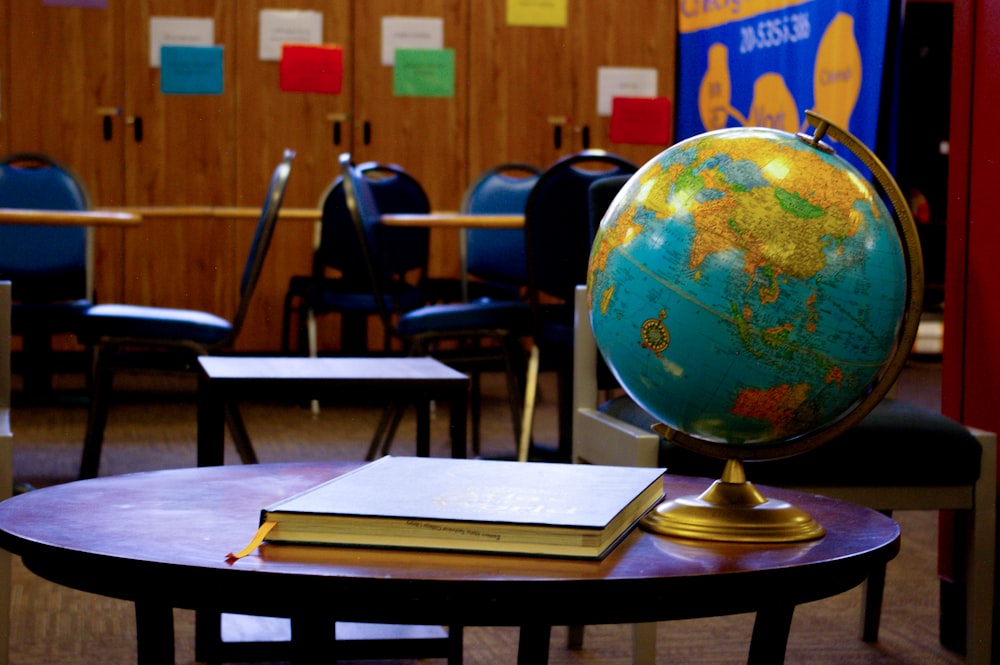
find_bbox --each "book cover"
[242,456,665,560]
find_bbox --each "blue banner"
[676,0,890,154]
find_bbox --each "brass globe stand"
[641,458,825,542]
[638,110,924,543]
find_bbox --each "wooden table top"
[0,207,141,226]
[0,462,899,627]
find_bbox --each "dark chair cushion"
[78,304,232,347]
[11,299,91,333]
[398,299,531,337]
[598,396,982,487]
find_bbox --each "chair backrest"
[314,161,431,290]
[229,149,294,340]
[461,163,540,289]
[340,153,416,337]
[0,153,92,302]
[524,150,637,307]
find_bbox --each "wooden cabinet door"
[120,2,237,322]
[467,0,574,177]
[121,1,236,206]
[353,0,469,286]
[570,0,676,166]
[234,0,353,210]
[352,0,469,211]
[2,0,127,308]
[232,1,354,351]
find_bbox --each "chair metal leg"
[518,345,540,462]
[79,344,115,479]
[307,308,320,416]
[224,402,258,465]
[280,290,295,354]
[366,402,405,461]
[470,371,482,456]
[502,336,527,447]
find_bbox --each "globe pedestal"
[641,459,825,543]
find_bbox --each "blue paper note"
[160,45,224,95]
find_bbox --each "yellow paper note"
[506,0,568,28]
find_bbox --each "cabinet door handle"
[553,125,562,150]
[333,121,341,146]
[96,106,120,142]
[363,121,371,146]
[126,116,144,143]
[581,125,590,149]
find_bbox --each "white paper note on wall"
[381,16,444,66]
[149,16,215,68]
[597,67,659,117]
[259,9,323,61]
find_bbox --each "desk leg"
[134,602,174,665]
[747,605,794,665]
[290,614,335,664]
[416,398,431,457]
[517,624,551,665]
[197,375,226,467]
[450,389,468,459]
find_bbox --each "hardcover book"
[233,456,665,560]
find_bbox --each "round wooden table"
[0,462,899,664]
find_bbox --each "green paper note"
[393,49,454,98]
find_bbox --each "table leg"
[517,624,551,665]
[134,602,174,665]
[747,605,794,665]
[194,609,222,664]
[290,614,335,664]
[197,375,226,467]
[416,398,431,457]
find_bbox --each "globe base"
[641,459,826,543]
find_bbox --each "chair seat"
[289,275,425,315]
[398,299,531,338]
[78,303,233,347]
[599,396,982,486]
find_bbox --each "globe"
[588,120,919,464]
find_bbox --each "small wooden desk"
[0,462,900,665]
[196,356,470,463]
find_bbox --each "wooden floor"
[6,359,968,664]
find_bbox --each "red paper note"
[280,44,343,94]
[610,97,672,145]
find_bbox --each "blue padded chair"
[281,162,431,357]
[459,163,540,302]
[457,163,541,452]
[0,153,92,399]
[340,153,532,460]
[74,149,294,479]
[518,151,637,462]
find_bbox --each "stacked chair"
[340,153,532,460]
[0,153,93,401]
[281,162,431,357]
[518,150,637,462]
[458,163,541,453]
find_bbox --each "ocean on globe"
[588,126,907,452]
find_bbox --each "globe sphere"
[588,126,908,458]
